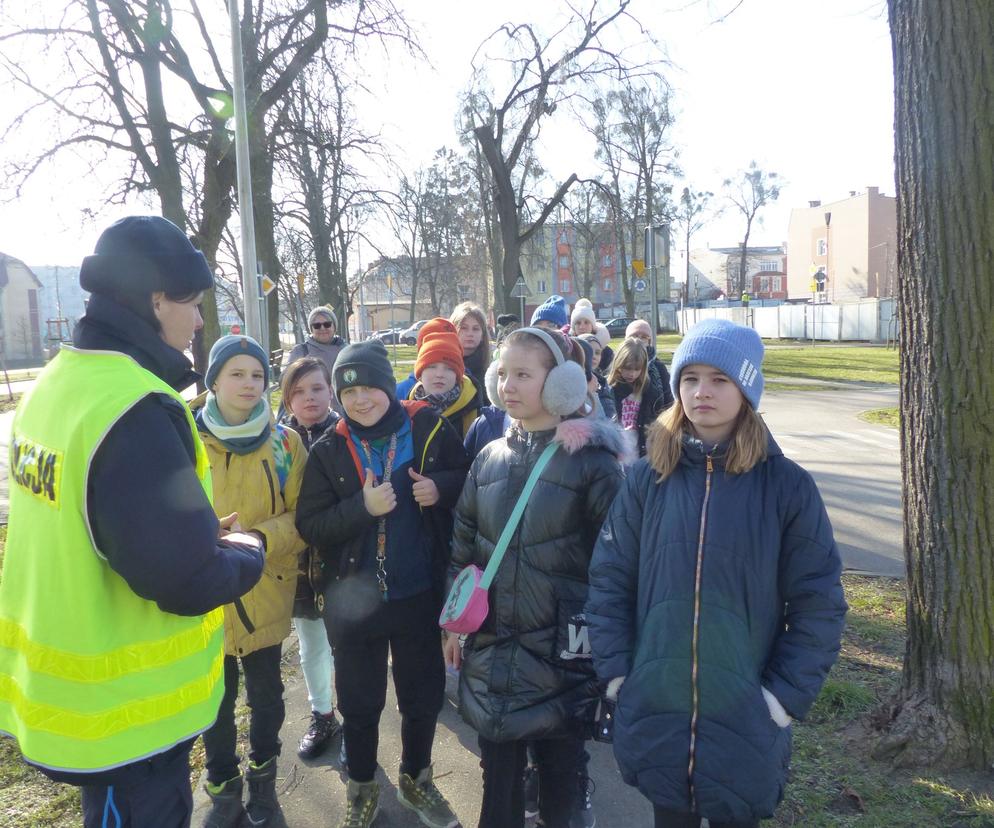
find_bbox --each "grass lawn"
[860,407,900,429]
[655,335,899,386]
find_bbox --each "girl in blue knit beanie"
[586,319,847,828]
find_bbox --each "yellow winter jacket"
[195,409,307,657]
[408,375,480,440]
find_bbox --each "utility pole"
[228,0,263,349]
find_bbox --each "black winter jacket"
[586,434,846,823]
[449,417,628,743]
[612,378,665,456]
[295,401,470,632]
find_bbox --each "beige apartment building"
[786,187,896,301]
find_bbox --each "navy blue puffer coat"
[586,433,846,823]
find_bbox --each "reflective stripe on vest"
[0,347,224,773]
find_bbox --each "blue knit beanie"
[530,294,570,328]
[206,334,269,390]
[670,319,765,408]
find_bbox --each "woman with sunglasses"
[290,306,346,412]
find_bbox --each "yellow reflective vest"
[0,347,224,773]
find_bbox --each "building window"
[816,238,827,256]
[558,255,570,269]
[560,279,571,293]
[602,254,613,268]
[603,279,613,292]
[537,279,547,294]
[774,276,783,292]
[759,260,779,272]
[760,276,770,293]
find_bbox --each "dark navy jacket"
[586,434,846,823]
[463,404,510,459]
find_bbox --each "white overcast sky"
[0,0,895,267]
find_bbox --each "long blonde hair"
[607,337,649,394]
[450,301,490,357]
[646,399,768,479]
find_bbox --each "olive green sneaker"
[397,765,459,828]
[338,778,379,828]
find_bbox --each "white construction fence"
[678,298,898,343]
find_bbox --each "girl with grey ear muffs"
[443,327,632,828]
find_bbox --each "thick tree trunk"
[872,0,994,770]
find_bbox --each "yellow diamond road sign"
[261,275,277,296]
[632,259,645,277]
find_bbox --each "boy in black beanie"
[295,339,469,828]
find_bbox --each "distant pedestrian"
[530,294,570,332]
[451,301,492,405]
[570,298,597,336]
[289,305,346,411]
[626,318,674,409]
[586,319,847,828]
[608,337,665,457]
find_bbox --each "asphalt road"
[760,386,903,577]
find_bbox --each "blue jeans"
[80,742,192,828]
[202,644,285,783]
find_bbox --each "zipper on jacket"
[262,458,277,514]
[233,596,256,634]
[687,453,713,812]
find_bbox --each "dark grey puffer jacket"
[449,417,630,743]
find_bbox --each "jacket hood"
[555,416,636,464]
[445,376,480,416]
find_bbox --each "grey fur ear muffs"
[486,327,589,416]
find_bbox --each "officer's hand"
[362,468,396,516]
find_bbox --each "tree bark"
[872,0,994,770]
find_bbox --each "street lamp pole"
[228,0,263,348]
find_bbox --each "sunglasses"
[311,321,334,330]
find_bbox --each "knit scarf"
[412,381,463,415]
[199,392,272,455]
[345,398,407,441]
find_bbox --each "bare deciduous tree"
[722,161,781,297]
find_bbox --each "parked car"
[400,319,431,346]
[372,328,404,344]
[604,317,634,338]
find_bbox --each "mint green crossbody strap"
[479,441,558,590]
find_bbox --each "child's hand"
[218,512,243,536]
[443,632,462,670]
[362,468,396,516]
[408,468,440,506]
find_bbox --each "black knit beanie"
[80,216,214,297]
[333,339,397,400]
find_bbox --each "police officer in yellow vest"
[0,216,266,828]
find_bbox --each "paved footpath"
[192,635,655,827]
[761,385,903,577]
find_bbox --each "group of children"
[194,295,847,828]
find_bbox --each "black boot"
[298,709,342,759]
[244,758,283,827]
[202,775,245,828]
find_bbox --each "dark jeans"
[202,643,285,784]
[478,734,584,828]
[653,806,759,828]
[80,742,192,828]
[330,589,445,783]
